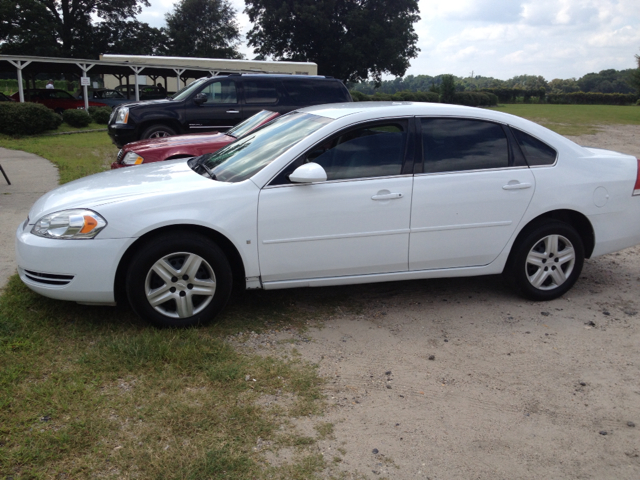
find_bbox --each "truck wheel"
[142,124,177,140]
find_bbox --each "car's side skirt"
[260,262,506,290]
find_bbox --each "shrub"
[0,102,62,135]
[349,90,368,101]
[450,92,498,107]
[349,90,439,103]
[89,106,112,124]
[546,92,637,105]
[63,109,92,128]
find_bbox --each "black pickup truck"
[107,74,352,148]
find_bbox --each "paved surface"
[0,147,59,289]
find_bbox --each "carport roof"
[0,54,285,78]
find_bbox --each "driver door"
[257,120,414,283]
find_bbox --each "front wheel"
[507,221,584,301]
[126,233,232,328]
[141,124,176,140]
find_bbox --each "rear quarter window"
[511,128,557,166]
[282,80,350,105]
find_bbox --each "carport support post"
[76,63,95,111]
[173,68,185,93]
[7,60,32,102]
[129,66,144,102]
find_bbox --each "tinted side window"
[512,128,557,166]
[200,80,237,104]
[420,118,509,173]
[244,80,278,104]
[269,122,407,185]
[282,80,350,105]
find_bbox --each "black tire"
[507,221,584,301]
[54,108,64,116]
[141,124,177,140]
[126,233,232,328]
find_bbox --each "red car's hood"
[124,132,234,154]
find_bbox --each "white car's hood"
[28,160,212,221]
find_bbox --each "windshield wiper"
[195,156,216,180]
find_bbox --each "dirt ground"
[233,125,640,479]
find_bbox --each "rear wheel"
[126,233,232,328]
[507,221,584,301]
[141,124,176,140]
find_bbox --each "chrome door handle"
[226,110,240,114]
[502,183,532,190]
[371,193,403,200]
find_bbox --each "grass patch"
[55,121,107,134]
[0,275,339,479]
[492,104,640,136]
[0,130,117,183]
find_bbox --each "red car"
[11,89,107,113]
[111,110,280,169]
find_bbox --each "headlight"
[122,151,144,165]
[115,106,129,124]
[32,209,107,240]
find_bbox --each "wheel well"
[514,210,595,259]
[113,225,246,307]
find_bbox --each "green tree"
[93,19,168,56]
[165,0,242,59]
[629,52,640,94]
[0,0,150,57]
[440,74,455,103]
[245,0,420,84]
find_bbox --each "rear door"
[241,78,288,119]
[409,117,535,270]
[185,79,242,133]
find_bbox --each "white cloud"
[137,0,640,80]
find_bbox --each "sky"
[137,0,640,81]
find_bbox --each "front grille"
[24,270,74,286]
[116,149,124,163]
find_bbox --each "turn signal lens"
[122,151,145,165]
[634,158,640,196]
[32,209,107,239]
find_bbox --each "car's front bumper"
[15,223,132,304]
[107,124,139,148]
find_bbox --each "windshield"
[226,110,278,139]
[193,112,333,183]
[169,77,209,101]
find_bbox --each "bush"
[349,90,368,101]
[349,90,439,103]
[546,92,637,105]
[89,106,112,124]
[62,109,92,128]
[451,92,498,107]
[0,102,62,135]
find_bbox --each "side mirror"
[289,162,327,183]
[194,93,208,105]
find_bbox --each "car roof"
[296,101,587,155]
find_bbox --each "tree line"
[0,0,420,84]
[351,69,640,96]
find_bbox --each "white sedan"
[16,102,640,327]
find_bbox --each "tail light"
[634,159,640,196]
